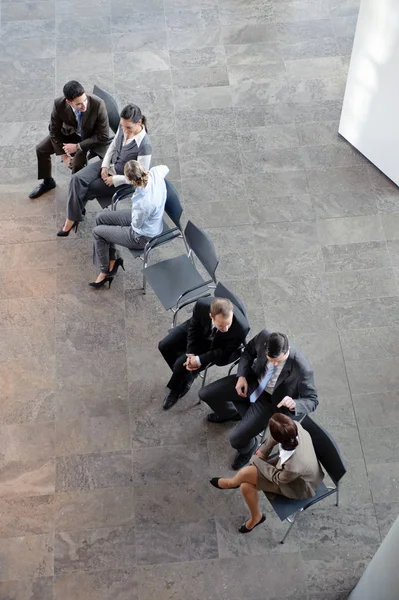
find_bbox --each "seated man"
[29,80,109,199]
[199,330,318,470]
[159,297,250,410]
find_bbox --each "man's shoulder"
[54,96,67,110]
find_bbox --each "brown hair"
[269,413,298,451]
[210,298,233,318]
[124,160,149,187]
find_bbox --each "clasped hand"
[184,354,200,371]
[101,168,113,186]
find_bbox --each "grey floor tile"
[54,569,138,600]
[339,326,399,361]
[346,358,399,394]
[221,23,278,45]
[352,390,399,428]
[173,85,234,109]
[133,443,209,485]
[358,426,399,465]
[0,533,54,581]
[0,495,55,537]
[136,518,218,565]
[334,296,399,330]
[325,268,397,303]
[274,1,329,23]
[0,389,55,426]
[137,559,225,600]
[54,525,136,574]
[0,577,53,600]
[322,241,391,272]
[0,456,55,500]
[55,487,134,532]
[225,41,281,65]
[374,501,399,539]
[241,123,300,150]
[317,215,384,246]
[367,462,399,503]
[381,212,399,240]
[249,193,315,224]
[55,451,133,493]
[167,25,222,50]
[55,414,131,457]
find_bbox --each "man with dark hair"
[199,329,318,469]
[159,297,250,410]
[29,80,109,199]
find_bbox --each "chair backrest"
[300,415,346,485]
[93,85,120,134]
[184,220,219,281]
[165,180,183,228]
[214,282,247,318]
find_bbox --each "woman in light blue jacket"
[89,161,169,289]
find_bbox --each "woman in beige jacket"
[210,413,324,533]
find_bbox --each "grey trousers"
[92,210,150,273]
[67,159,117,221]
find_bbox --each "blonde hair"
[124,160,149,187]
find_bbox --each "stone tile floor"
[0,0,399,598]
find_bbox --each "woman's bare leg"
[217,465,258,488]
[240,482,263,529]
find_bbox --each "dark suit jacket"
[186,298,250,367]
[48,93,109,155]
[237,328,318,415]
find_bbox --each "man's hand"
[61,154,72,168]
[63,143,78,155]
[277,396,296,411]
[184,354,200,371]
[101,168,109,181]
[235,376,248,398]
[103,176,114,187]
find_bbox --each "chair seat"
[144,254,209,310]
[129,221,179,258]
[265,482,333,521]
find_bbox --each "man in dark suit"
[29,80,109,199]
[199,330,318,469]
[159,297,250,410]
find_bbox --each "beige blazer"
[251,422,324,499]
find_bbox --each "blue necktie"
[76,110,82,136]
[249,365,277,403]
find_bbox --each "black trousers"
[158,321,235,392]
[199,374,292,454]
[36,134,86,179]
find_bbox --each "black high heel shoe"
[57,221,79,237]
[108,257,125,276]
[238,514,266,534]
[88,276,114,289]
[210,478,239,490]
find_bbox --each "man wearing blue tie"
[199,330,318,470]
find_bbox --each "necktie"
[76,110,82,136]
[249,365,277,403]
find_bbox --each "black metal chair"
[86,86,119,162]
[264,414,347,544]
[93,84,120,135]
[199,282,249,389]
[143,220,219,327]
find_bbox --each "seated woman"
[210,413,324,533]
[57,103,152,236]
[89,160,169,289]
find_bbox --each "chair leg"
[281,509,303,544]
[336,482,339,507]
[142,270,147,294]
[172,308,180,328]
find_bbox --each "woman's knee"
[240,481,256,494]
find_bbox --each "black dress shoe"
[239,514,266,534]
[210,478,239,490]
[163,390,179,410]
[231,439,258,470]
[29,179,56,199]
[207,412,241,424]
